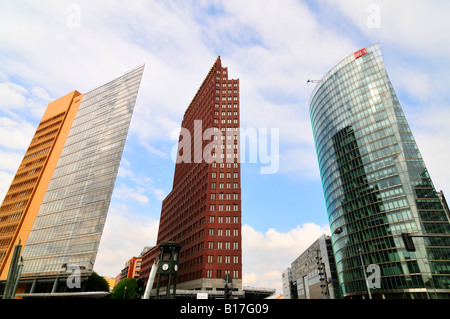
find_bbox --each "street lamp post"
[223,273,233,299]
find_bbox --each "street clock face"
[162,263,169,271]
[174,265,178,272]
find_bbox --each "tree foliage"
[111,278,138,299]
[84,271,110,293]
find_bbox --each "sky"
[1,0,450,296]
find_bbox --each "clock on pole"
[155,242,182,299]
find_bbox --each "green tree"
[84,272,110,295]
[111,278,138,299]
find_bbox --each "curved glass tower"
[309,43,450,299]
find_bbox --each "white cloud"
[0,79,53,118]
[0,150,22,200]
[0,150,23,172]
[278,146,320,180]
[322,0,450,58]
[117,161,166,202]
[242,223,330,294]
[404,104,450,197]
[184,0,359,180]
[143,143,169,159]
[0,82,28,110]
[0,0,356,182]
[94,203,159,278]
[318,1,450,112]
[0,117,36,150]
[114,184,149,205]
[389,65,434,102]
[0,171,14,200]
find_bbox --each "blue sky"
[1,1,450,294]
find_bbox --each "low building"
[116,249,149,285]
[281,268,297,299]
[290,234,340,299]
[103,277,116,292]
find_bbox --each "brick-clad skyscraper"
[142,56,242,295]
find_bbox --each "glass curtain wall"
[309,44,450,299]
[21,65,144,277]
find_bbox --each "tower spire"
[215,54,221,67]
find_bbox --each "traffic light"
[401,233,416,252]
[224,284,230,299]
[136,278,144,296]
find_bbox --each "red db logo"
[354,48,367,59]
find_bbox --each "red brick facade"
[140,56,242,292]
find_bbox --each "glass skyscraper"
[309,43,450,299]
[0,65,144,296]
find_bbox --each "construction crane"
[306,79,320,85]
